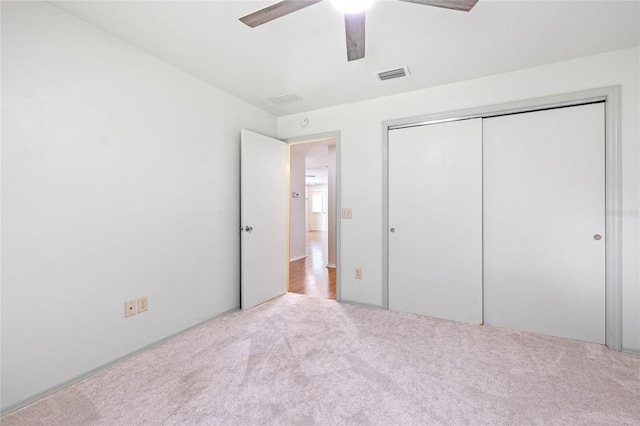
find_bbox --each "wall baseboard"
[289,255,307,262]
[0,306,239,416]
[339,299,383,310]
[326,263,336,268]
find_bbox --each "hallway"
[289,231,336,299]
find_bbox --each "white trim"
[382,86,622,351]
[381,123,389,310]
[603,86,623,351]
[289,255,307,262]
[326,263,337,269]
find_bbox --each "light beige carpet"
[2,293,639,425]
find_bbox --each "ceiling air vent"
[268,92,302,105]
[377,66,411,81]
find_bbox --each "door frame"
[285,131,342,302]
[382,86,622,351]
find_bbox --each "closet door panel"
[389,119,482,324]
[483,103,605,344]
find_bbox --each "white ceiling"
[50,1,639,117]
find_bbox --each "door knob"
[390,228,395,233]
[245,226,253,233]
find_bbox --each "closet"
[388,103,606,344]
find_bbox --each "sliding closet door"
[389,119,482,324]
[483,103,605,344]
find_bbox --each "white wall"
[1,1,276,410]
[278,47,640,353]
[289,151,306,261]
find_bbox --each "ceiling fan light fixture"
[241,0,479,61]
[332,0,375,14]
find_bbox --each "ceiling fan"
[239,0,479,62]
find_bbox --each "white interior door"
[389,118,483,324]
[240,129,287,310]
[483,103,605,343]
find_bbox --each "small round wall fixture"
[300,117,309,127]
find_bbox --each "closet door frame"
[381,86,622,351]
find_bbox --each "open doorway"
[288,138,337,300]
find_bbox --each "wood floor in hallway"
[289,231,336,300]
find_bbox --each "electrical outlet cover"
[137,296,148,313]
[125,300,137,317]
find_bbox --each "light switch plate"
[342,208,352,219]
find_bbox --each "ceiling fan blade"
[398,0,479,12]
[345,12,365,61]
[239,0,324,28]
